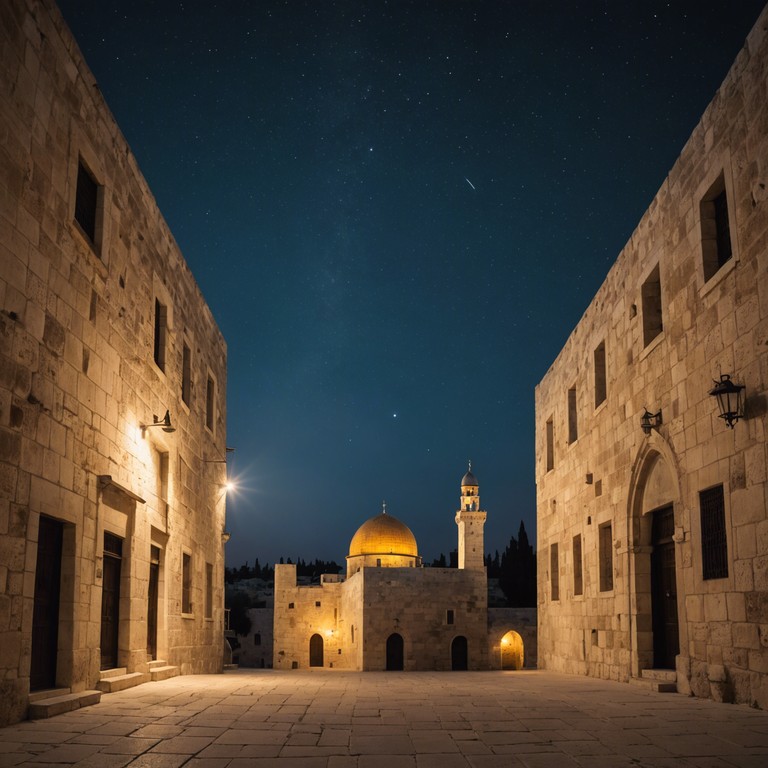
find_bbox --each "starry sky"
[58,0,765,567]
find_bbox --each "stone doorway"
[30,516,63,690]
[451,636,468,670]
[386,633,404,670]
[309,634,324,667]
[147,546,160,660]
[100,533,123,670]
[500,630,525,670]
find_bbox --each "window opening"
[641,265,663,347]
[700,485,728,579]
[573,534,583,596]
[182,342,191,406]
[545,417,554,472]
[182,553,192,614]
[550,543,559,601]
[567,387,578,444]
[75,160,99,246]
[153,298,168,371]
[599,523,613,591]
[701,173,733,281]
[206,375,215,431]
[594,341,607,407]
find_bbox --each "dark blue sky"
[58,1,765,567]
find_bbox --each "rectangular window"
[315,601,321,607]
[550,543,559,601]
[700,485,728,580]
[446,609,455,625]
[206,375,215,431]
[641,265,663,347]
[567,387,578,444]
[205,562,213,618]
[75,159,99,246]
[573,534,583,596]
[546,417,554,472]
[156,449,169,517]
[700,174,733,282]
[599,523,613,592]
[594,341,607,407]
[182,342,192,406]
[182,552,192,614]
[154,298,168,371]
[254,633,261,646]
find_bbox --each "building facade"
[0,0,228,725]
[273,469,535,672]
[535,7,768,707]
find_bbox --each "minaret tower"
[455,462,487,570]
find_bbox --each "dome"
[348,512,419,558]
[461,470,478,487]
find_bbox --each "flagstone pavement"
[1,669,767,767]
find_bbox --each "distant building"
[535,7,768,707]
[0,0,228,725]
[273,469,535,671]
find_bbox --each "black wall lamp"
[641,408,662,435]
[141,410,176,436]
[709,374,745,428]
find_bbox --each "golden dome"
[348,512,419,558]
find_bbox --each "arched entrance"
[500,630,524,670]
[628,439,683,676]
[386,633,404,670]
[309,633,324,667]
[451,636,468,670]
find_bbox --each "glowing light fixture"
[640,408,662,436]
[141,410,175,436]
[709,374,745,429]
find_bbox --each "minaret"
[455,462,487,570]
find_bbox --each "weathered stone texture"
[536,6,768,708]
[0,0,227,725]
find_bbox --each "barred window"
[573,534,583,596]
[700,485,728,580]
[599,523,613,592]
[550,543,559,601]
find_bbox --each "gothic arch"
[626,431,685,677]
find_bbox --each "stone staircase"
[629,668,677,693]
[148,659,180,682]
[27,687,102,719]
[97,667,150,693]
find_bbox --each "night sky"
[58,1,765,568]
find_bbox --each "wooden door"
[309,633,324,667]
[651,506,680,669]
[147,546,159,660]
[100,533,123,670]
[30,516,63,690]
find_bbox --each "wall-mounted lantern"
[640,408,662,435]
[140,410,175,436]
[709,374,745,428]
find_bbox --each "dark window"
[594,341,607,407]
[75,160,98,246]
[573,534,583,596]
[446,609,455,625]
[206,375,215,431]
[205,563,213,618]
[550,543,559,601]
[288,602,294,609]
[599,524,613,592]
[700,485,728,580]
[182,342,191,406]
[153,299,168,371]
[182,553,192,614]
[315,601,321,607]
[641,265,663,347]
[254,633,261,646]
[546,417,554,472]
[567,387,578,444]
[701,174,733,281]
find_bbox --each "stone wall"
[0,0,227,725]
[535,6,768,707]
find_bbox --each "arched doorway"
[628,439,683,676]
[309,633,324,667]
[386,633,404,670]
[500,630,524,670]
[451,636,468,670]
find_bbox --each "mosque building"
[273,467,534,671]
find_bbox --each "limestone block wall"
[535,6,768,707]
[360,567,489,671]
[0,0,227,725]
[273,564,349,669]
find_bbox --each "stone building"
[535,7,768,707]
[273,468,535,672]
[0,0,228,725]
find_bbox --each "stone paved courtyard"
[1,669,767,767]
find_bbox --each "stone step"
[99,667,128,680]
[147,659,168,670]
[641,668,677,683]
[28,687,69,703]
[629,676,677,693]
[28,690,101,719]
[223,663,239,671]
[97,671,150,693]
[150,665,179,682]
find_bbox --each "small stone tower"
[455,463,487,570]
